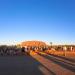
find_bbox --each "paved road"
[0,54,75,75]
[0,55,44,75]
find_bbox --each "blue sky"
[0,0,75,45]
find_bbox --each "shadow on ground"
[0,55,55,75]
[39,54,75,73]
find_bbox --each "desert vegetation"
[0,45,21,56]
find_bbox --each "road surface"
[0,53,75,75]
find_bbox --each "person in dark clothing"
[21,47,25,55]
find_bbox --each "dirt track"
[31,53,75,75]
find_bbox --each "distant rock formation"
[21,41,47,47]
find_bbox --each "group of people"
[0,45,74,56]
[0,46,40,56]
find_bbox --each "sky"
[0,0,75,45]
